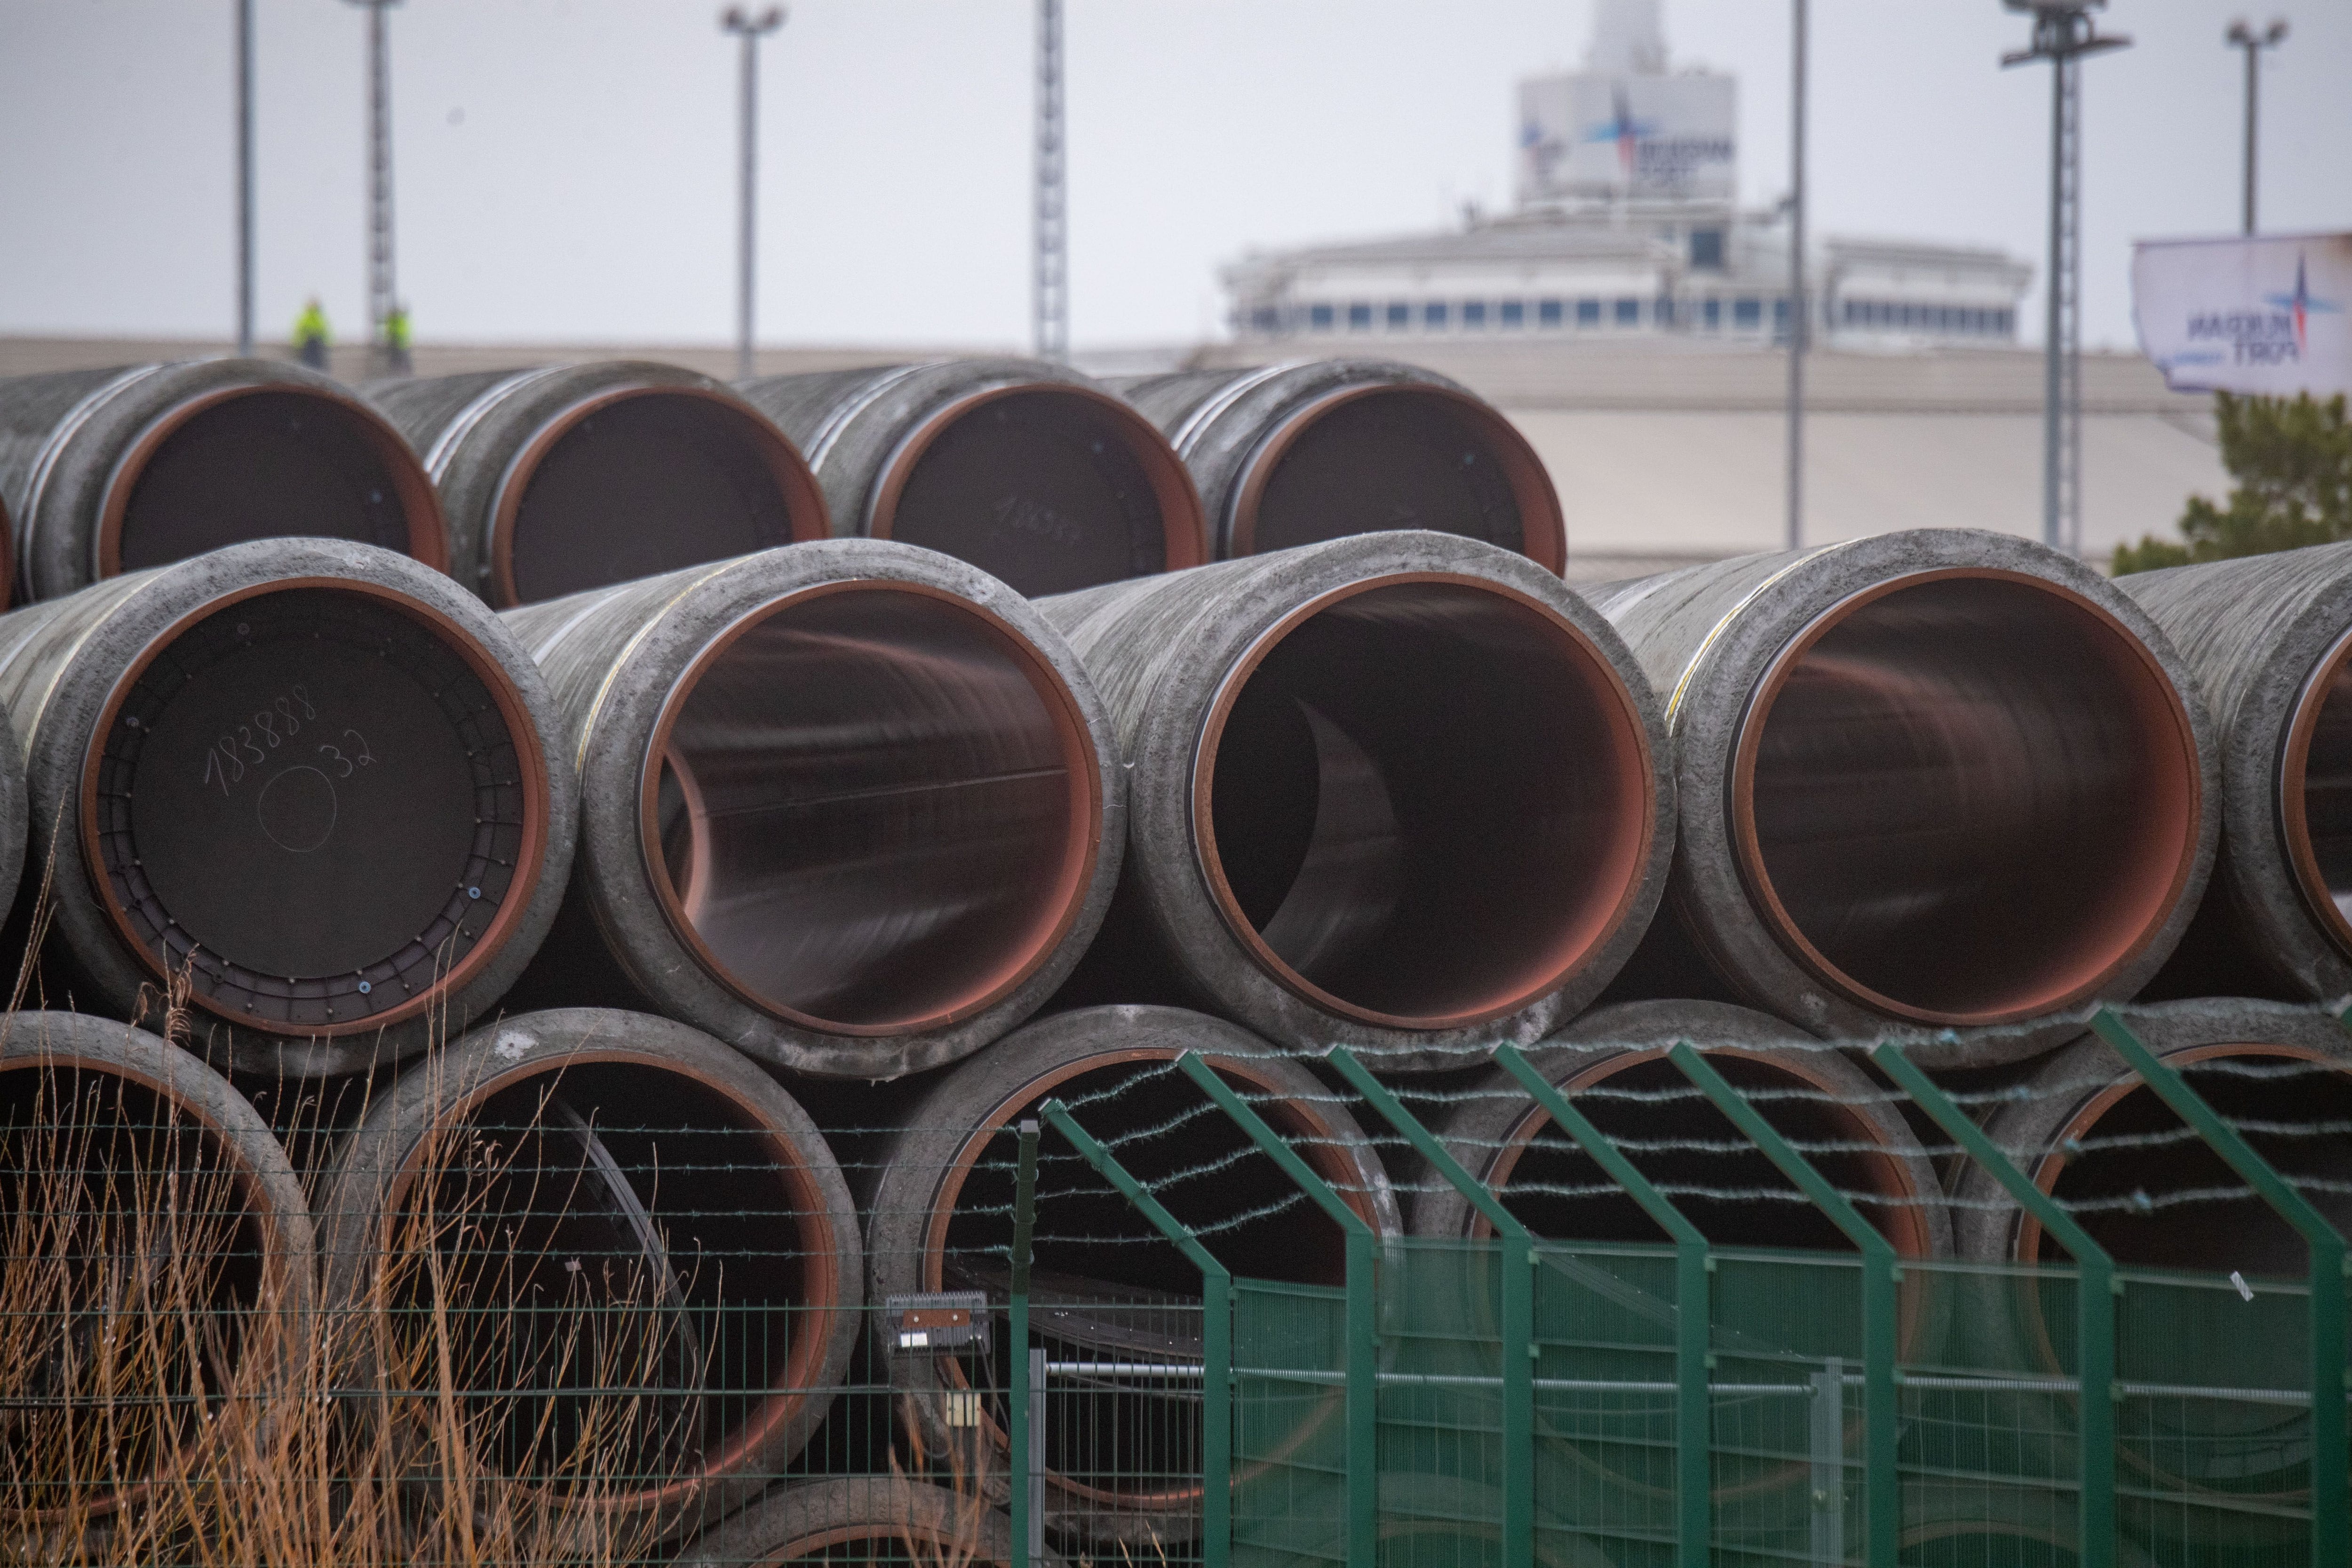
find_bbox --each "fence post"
[1494,1042,1715,1568]
[1327,1049,1534,1568]
[1009,1119,1040,1568]
[1037,1099,1232,1568]
[2093,1007,2349,1566]
[1669,1042,1899,1568]
[1874,1042,2116,1568]
[1177,1052,1378,1568]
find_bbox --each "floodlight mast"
[2002,1,2130,560]
[721,6,787,382]
[1033,0,1069,364]
[2226,19,2289,236]
[346,0,402,374]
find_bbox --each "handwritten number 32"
[317,730,375,778]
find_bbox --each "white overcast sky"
[1,0,2345,354]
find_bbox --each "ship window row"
[1247,295,2014,338]
[1841,299,2015,335]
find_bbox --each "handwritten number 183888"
[195,685,377,796]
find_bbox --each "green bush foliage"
[2111,391,2352,574]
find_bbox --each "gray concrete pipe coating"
[498,539,1125,1081]
[1037,530,1672,1072]
[859,1003,1401,1546]
[1111,359,1566,572]
[1585,528,2220,1062]
[0,1010,316,1544]
[0,538,576,1076]
[1409,998,1953,1265]
[2110,543,2352,1001]
[365,361,828,608]
[735,358,1208,597]
[0,360,447,604]
[317,1006,860,1544]
[1950,997,2352,1275]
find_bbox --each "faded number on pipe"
[198,685,378,794]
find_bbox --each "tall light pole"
[345,0,400,373]
[1785,0,1807,551]
[236,0,255,357]
[2226,19,2288,236]
[2002,1,2129,559]
[1033,0,1068,364]
[722,7,785,382]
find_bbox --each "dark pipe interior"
[2039,1057,2352,1279]
[651,587,1085,1031]
[117,390,420,569]
[1245,391,1526,557]
[1206,580,1646,1025]
[2293,651,2352,944]
[103,588,528,1030]
[0,1066,269,1511]
[1492,1056,1917,1254]
[885,390,1173,595]
[504,394,806,605]
[1743,576,2193,1020]
[398,1063,817,1482]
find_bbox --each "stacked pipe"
[7,343,2352,1555]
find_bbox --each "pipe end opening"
[497,389,824,606]
[644,584,1099,1035]
[1196,576,1653,1029]
[1734,572,2200,1024]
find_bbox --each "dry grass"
[0,1054,696,1568]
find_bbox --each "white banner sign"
[2133,233,2352,397]
[1518,72,1736,204]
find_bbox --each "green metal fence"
[1020,1010,2352,1568]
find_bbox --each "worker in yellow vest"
[293,298,330,369]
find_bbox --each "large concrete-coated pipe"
[2113,543,2352,999]
[677,1479,1033,1568]
[1112,360,1565,571]
[1588,528,2217,1057]
[318,1007,861,1542]
[1412,1001,1950,1260]
[1414,999,1948,1524]
[1953,998,2352,1277]
[0,360,447,603]
[0,539,575,1075]
[736,359,1207,597]
[0,1011,314,1542]
[366,361,828,607]
[1950,997,2352,1538]
[500,541,1122,1081]
[861,1004,1400,1544]
[1039,531,1670,1070]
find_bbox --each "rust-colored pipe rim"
[865,382,1208,572]
[637,580,1104,1037]
[2279,626,2352,958]
[921,1048,1384,1510]
[1729,567,2201,1027]
[81,577,551,1038]
[97,382,449,579]
[1190,572,1656,1030]
[1227,383,1565,573]
[2013,1041,2332,1267]
[0,1055,296,1528]
[484,385,829,610]
[372,1048,845,1514]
